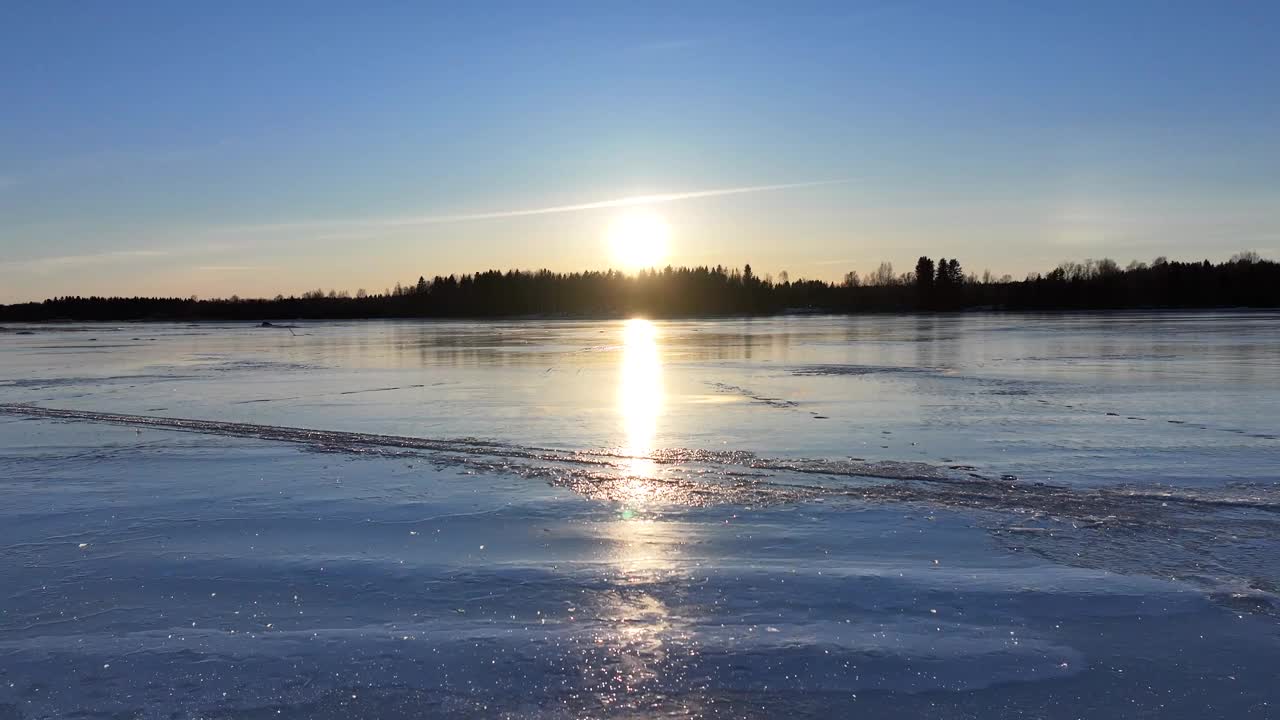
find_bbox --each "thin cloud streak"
[0,249,170,271]
[0,245,233,272]
[233,179,849,235]
[0,181,847,271]
[396,180,848,226]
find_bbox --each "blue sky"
[2,1,1277,301]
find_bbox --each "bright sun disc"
[607,211,670,271]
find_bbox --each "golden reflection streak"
[594,319,685,705]
[617,318,663,486]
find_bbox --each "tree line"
[2,253,1276,322]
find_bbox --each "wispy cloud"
[1,180,847,269]
[233,179,849,235]
[0,249,171,271]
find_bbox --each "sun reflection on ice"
[600,502,682,702]
[565,318,693,708]
[618,318,663,481]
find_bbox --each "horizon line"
[3,251,1271,305]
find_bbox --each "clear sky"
[2,1,1278,302]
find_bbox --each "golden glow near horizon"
[617,318,664,485]
[606,210,671,271]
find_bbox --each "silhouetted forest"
[2,253,1276,322]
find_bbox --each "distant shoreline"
[3,305,1278,327]
[3,256,1276,323]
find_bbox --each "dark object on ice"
[257,320,299,335]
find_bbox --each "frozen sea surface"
[0,313,1277,718]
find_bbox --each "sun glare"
[607,211,670,271]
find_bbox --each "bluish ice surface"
[1,313,1277,718]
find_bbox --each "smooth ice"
[1,313,1278,718]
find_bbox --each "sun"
[606,210,671,271]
